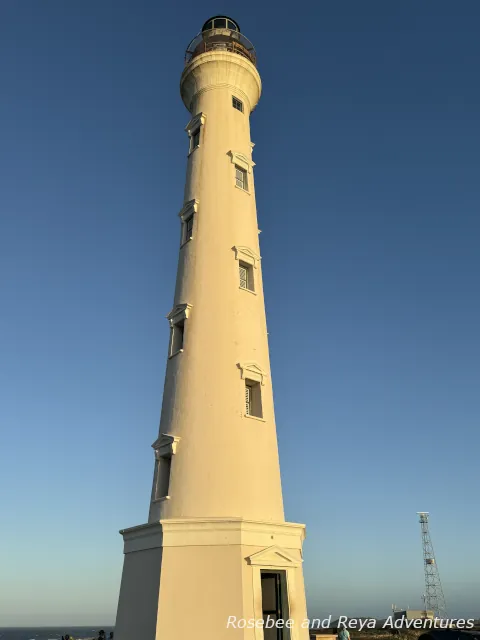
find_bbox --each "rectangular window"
[239,261,254,292]
[235,165,248,191]
[245,379,262,418]
[169,320,184,356]
[155,455,172,500]
[183,214,194,243]
[232,96,244,112]
[191,129,200,150]
[239,264,248,290]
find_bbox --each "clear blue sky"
[1,0,479,626]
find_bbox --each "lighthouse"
[114,17,310,640]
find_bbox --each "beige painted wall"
[157,544,245,639]
[115,547,163,639]
[149,51,284,523]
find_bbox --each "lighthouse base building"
[114,17,310,640]
[115,519,309,639]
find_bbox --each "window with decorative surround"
[151,434,180,502]
[233,246,260,294]
[185,112,206,155]
[167,303,193,357]
[228,150,255,193]
[179,199,199,246]
[237,361,267,420]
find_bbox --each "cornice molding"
[237,360,267,385]
[233,245,261,268]
[180,51,262,113]
[178,199,199,222]
[184,112,206,135]
[120,518,306,553]
[228,150,255,173]
[166,303,193,327]
[246,545,302,568]
[191,84,252,113]
[152,433,181,458]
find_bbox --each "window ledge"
[239,286,257,295]
[169,349,184,359]
[180,237,193,248]
[188,145,200,157]
[152,496,171,504]
[244,414,266,423]
[235,185,250,195]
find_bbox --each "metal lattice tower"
[417,512,448,619]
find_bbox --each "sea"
[0,628,114,640]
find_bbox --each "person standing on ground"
[337,625,351,640]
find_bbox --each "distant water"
[0,628,114,640]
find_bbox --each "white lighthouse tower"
[114,17,310,640]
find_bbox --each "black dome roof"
[201,16,241,32]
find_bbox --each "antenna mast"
[417,512,447,619]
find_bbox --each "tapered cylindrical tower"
[114,18,309,640]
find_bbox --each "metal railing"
[185,29,257,66]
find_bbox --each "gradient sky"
[1,0,479,626]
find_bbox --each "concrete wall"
[149,50,284,523]
[115,547,163,639]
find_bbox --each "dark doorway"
[261,570,290,640]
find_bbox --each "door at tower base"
[114,518,310,640]
[261,571,289,640]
